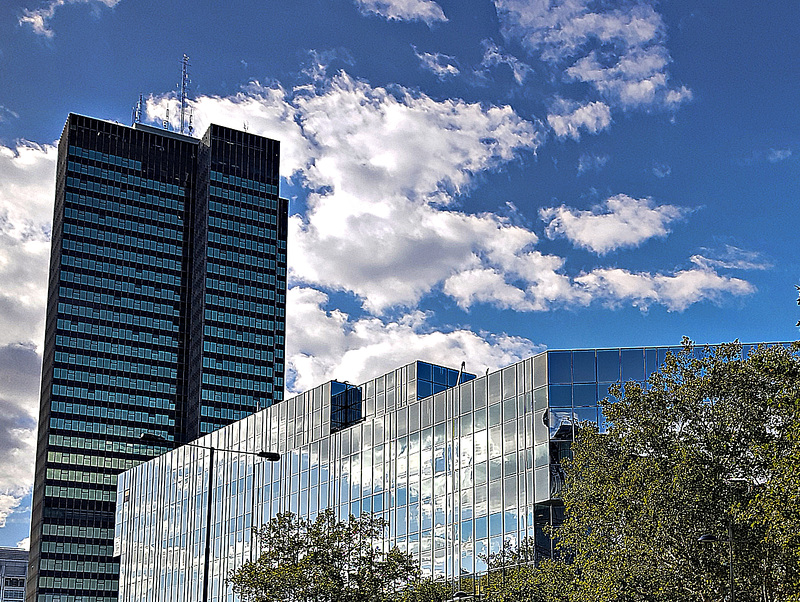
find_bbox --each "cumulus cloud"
[413,47,460,79]
[547,99,611,139]
[17,537,30,550]
[143,72,753,317]
[577,152,609,175]
[285,286,539,393]
[574,266,755,312]
[0,142,56,351]
[494,0,691,113]
[652,161,671,178]
[353,0,447,25]
[540,194,689,255]
[19,0,121,37]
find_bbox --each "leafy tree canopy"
[228,510,429,602]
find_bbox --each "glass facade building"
[29,114,288,602]
[1,548,28,602]
[114,347,682,602]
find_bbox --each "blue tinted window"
[621,349,645,381]
[548,385,572,407]
[645,348,659,379]
[548,352,571,384]
[417,380,432,399]
[573,407,598,425]
[572,351,595,383]
[572,384,596,407]
[597,350,620,382]
[417,362,432,382]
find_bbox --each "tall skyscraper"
[28,114,288,602]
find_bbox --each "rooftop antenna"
[163,106,170,130]
[188,107,194,136]
[179,54,191,135]
[132,94,143,126]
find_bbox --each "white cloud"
[17,537,30,550]
[353,0,447,25]
[575,266,755,312]
[0,142,56,352]
[547,99,611,139]
[767,148,792,163]
[413,47,460,79]
[577,152,609,175]
[540,194,689,255]
[19,0,121,37]
[494,0,691,113]
[480,40,533,85]
[285,286,539,393]
[691,245,772,271]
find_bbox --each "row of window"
[50,417,166,441]
[208,215,279,241]
[42,524,114,539]
[56,302,179,333]
[209,185,279,209]
[64,222,181,256]
[202,339,274,360]
[203,323,277,345]
[46,468,117,487]
[65,193,183,230]
[51,401,172,426]
[205,292,279,315]
[206,245,279,272]
[210,169,278,194]
[54,351,178,380]
[63,238,181,272]
[199,372,277,392]
[61,253,182,287]
[48,450,137,471]
[50,385,175,411]
[68,160,186,200]
[56,319,179,349]
[201,356,273,377]
[58,287,179,317]
[67,178,183,212]
[44,485,115,502]
[199,406,256,421]
[52,368,177,395]
[207,231,277,256]
[209,200,278,225]
[203,308,283,330]
[60,270,180,303]
[40,541,114,557]
[55,335,178,363]
[49,433,170,456]
[69,143,142,170]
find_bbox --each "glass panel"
[597,350,620,382]
[533,354,547,387]
[547,352,571,384]
[488,372,502,404]
[572,351,596,383]
[621,349,645,382]
[573,383,597,407]
[533,386,547,411]
[548,385,571,408]
[645,348,659,379]
[574,407,598,425]
[474,379,487,409]
[502,367,516,399]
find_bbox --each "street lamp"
[138,432,280,602]
[698,521,735,602]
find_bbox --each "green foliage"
[558,340,800,602]
[228,510,421,602]
[480,341,800,602]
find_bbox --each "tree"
[556,340,800,602]
[228,510,421,602]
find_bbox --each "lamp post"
[698,520,735,602]
[139,433,280,602]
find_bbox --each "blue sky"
[0,0,798,548]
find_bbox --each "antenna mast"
[179,54,191,135]
[132,94,143,125]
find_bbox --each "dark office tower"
[27,114,287,602]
